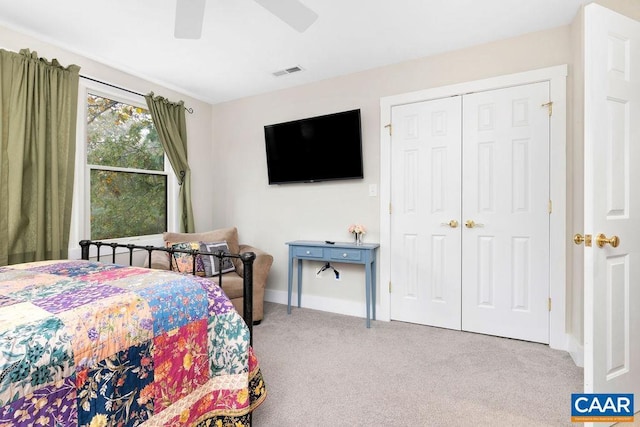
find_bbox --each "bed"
[0,241,266,426]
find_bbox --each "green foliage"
[87,94,164,170]
[87,94,167,240]
[90,171,167,240]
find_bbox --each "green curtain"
[0,49,80,266]
[144,92,195,233]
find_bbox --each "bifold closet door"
[389,83,551,343]
[460,82,550,344]
[389,96,462,329]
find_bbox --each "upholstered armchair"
[149,227,273,323]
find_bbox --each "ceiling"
[0,0,588,105]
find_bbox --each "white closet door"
[390,96,462,329]
[461,82,550,343]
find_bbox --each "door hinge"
[548,298,552,312]
[548,200,552,214]
[384,123,392,135]
[389,202,392,215]
[389,281,392,293]
[541,101,553,117]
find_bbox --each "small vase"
[355,233,363,245]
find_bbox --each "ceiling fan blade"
[254,0,318,33]
[174,0,206,39]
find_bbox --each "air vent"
[272,65,304,77]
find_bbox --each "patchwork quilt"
[0,260,266,426]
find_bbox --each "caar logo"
[571,393,634,422]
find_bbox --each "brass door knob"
[441,220,459,228]
[596,233,620,248]
[465,220,484,228]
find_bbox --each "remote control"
[325,240,335,244]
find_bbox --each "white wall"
[0,25,216,233]
[211,25,574,318]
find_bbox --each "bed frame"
[79,239,256,343]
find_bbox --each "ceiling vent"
[272,66,304,77]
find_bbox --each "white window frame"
[68,80,179,258]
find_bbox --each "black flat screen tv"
[264,109,363,184]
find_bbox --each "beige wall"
[211,25,574,313]
[7,1,638,346]
[0,25,216,232]
[596,0,640,20]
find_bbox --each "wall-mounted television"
[264,109,363,184]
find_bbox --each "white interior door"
[583,3,640,409]
[390,96,462,329]
[461,82,550,344]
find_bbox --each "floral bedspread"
[0,260,266,426]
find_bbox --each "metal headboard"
[78,240,256,344]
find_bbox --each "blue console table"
[286,240,380,328]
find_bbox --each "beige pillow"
[163,227,239,255]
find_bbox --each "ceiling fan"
[174,0,319,39]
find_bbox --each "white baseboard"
[264,289,380,320]
[569,336,584,368]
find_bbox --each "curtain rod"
[79,75,194,114]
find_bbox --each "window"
[84,91,174,240]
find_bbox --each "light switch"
[369,184,378,197]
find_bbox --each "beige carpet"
[252,302,584,426]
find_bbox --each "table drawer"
[294,246,324,258]
[330,249,362,262]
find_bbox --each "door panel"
[461,82,550,343]
[390,97,462,329]
[583,3,640,406]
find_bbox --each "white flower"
[348,224,366,235]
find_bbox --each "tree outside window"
[86,94,168,240]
